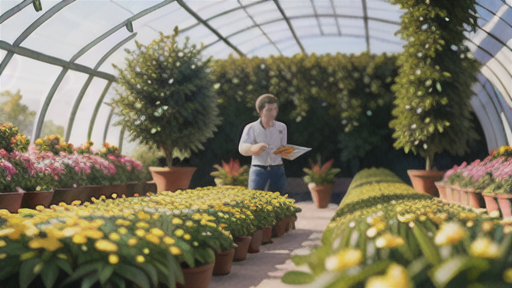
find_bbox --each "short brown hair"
[255,94,278,113]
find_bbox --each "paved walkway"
[210,201,338,288]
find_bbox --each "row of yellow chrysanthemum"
[282,168,512,288]
[0,185,300,288]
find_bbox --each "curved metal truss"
[0,0,510,153]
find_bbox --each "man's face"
[260,103,278,121]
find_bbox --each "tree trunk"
[162,146,173,168]
[425,155,432,171]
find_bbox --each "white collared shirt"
[238,118,287,165]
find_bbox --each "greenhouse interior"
[1,0,512,287]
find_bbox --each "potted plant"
[303,156,341,208]
[389,0,480,196]
[210,158,249,187]
[112,27,221,192]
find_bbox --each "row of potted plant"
[282,168,512,287]
[0,185,300,288]
[436,146,512,218]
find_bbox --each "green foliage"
[0,123,29,153]
[40,120,65,139]
[389,0,480,170]
[0,90,36,135]
[112,28,221,167]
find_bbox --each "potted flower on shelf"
[303,156,341,209]
[210,158,249,187]
[112,27,221,192]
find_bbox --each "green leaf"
[282,271,315,284]
[411,224,441,266]
[98,265,114,285]
[55,259,73,275]
[430,256,489,288]
[41,261,60,288]
[110,275,126,288]
[114,263,150,288]
[19,258,42,288]
[81,274,99,288]
[436,82,442,92]
[139,263,159,287]
[0,264,16,281]
[60,260,104,287]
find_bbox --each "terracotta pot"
[287,218,296,231]
[249,229,263,253]
[465,188,483,209]
[213,249,235,276]
[176,261,214,288]
[307,183,332,208]
[407,170,445,197]
[444,186,454,203]
[273,219,288,237]
[50,187,89,206]
[497,194,512,219]
[20,190,54,209]
[149,167,197,192]
[233,236,252,261]
[459,187,469,206]
[483,193,500,217]
[100,184,128,199]
[0,192,23,213]
[451,186,461,205]
[261,226,272,245]
[434,182,447,201]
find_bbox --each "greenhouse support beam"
[176,0,245,57]
[88,81,113,141]
[237,0,282,55]
[103,107,115,144]
[273,0,307,55]
[361,0,371,53]
[65,33,137,142]
[329,0,342,36]
[0,41,115,81]
[118,127,126,154]
[0,0,32,24]
[309,0,324,35]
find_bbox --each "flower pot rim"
[149,166,197,172]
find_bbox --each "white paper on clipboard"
[278,145,312,161]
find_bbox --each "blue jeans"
[248,165,287,194]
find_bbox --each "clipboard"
[273,144,311,160]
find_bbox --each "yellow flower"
[0,253,6,259]
[434,222,466,246]
[0,240,6,247]
[174,229,184,237]
[192,213,201,220]
[127,238,138,246]
[109,232,121,241]
[163,236,176,245]
[135,255,145,263]
[365,263,412,288]
[183,234,191,240]
[504,268,512,283]
[135,229,146,237]
[172,218,183,225]
[95,239,118,253]
[118,227,128,235]
[62,227,81,237]
[470,237,500,258]
[375,233,405,248]
[397,213,416,223]
[108,254,119,265]
[136,222,150,229]
[145,234,160,245]
[150,228,164,237]
[29,236,63,252]
[170,246,181,255]
[137,211,150,221]
[81,229,104,239]
[72,234,87,244]
[185,220,194,227]
[143,248,150,255]
[325,249,362,271]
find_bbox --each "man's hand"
[250,143,268,155]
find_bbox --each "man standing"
[239,94,287,194]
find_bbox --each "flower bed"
[282,168,512,287]
[0,186,300,287]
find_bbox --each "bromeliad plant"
[302,155,341,186]
[210,158,249,187]
[112,27,221,167]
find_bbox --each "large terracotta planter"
[50,187,89,206]
[149,167,197,192]
[99,184,128,199]
[213,249,235,276]
[465,188,483,209]
[497,194,512,219]
[233,236,252,261]
[483,193,500,217]
[249,229,263,253]
[176,261,215,288]
[261,226,272,245]
[307,183,332,208]
[434,182,447,201]
[407,169,445,197]
[20,190,54,209]
[0,192,23,213]
[444,186,454,203]
[451,186,461,205]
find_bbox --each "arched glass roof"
[0,0,511,153]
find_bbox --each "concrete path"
[209,202,338,288]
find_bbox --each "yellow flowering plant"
[283,168,512,288]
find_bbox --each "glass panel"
[208,9,255,36]
[186,0,239,20]
[112,0,162,15]
[229,27,264,47]
[334,1,363,17]
[0,0,60,44]
[44,70,89,138]
[68,78,108,146]
[319,17,339,35]
[90,88,116,149]
[137,2,197,34]
[338,17,365,36]
[259,21,296,52]
[300,36,366,54]
[235,34,271,53]
[368,20,402,43]
[278,39,303,55]
[181,25,222,48]
[278,1,315,17]
[291,18,321,36]
[312,0,334,15]
[0,54,62,136]
[244,1,281,23]
[23,1,132,61]
[105,114,123,148]
[367,3,402,24]
[203,40,238,59]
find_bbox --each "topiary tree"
[389,0,480,170]
[112,27,222,167]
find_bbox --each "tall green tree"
[0,90,36,135]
